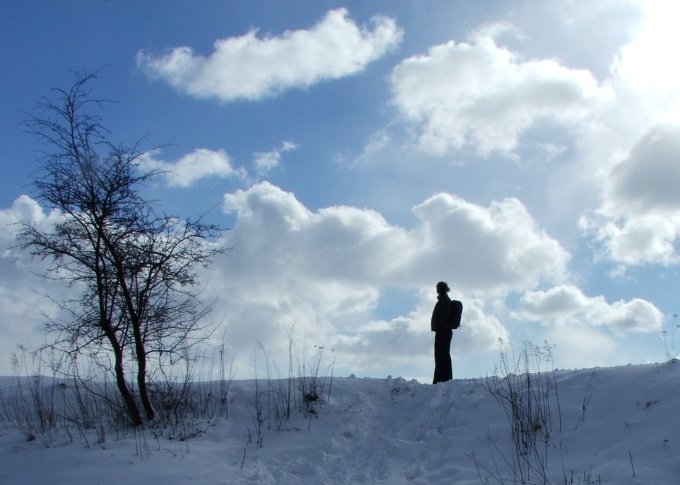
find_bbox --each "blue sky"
[1,1,679,380]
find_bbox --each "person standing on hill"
[431,281,456,384]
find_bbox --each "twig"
[575,371,595,430]
[628,450,636,477]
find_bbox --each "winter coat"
[431,293,452,332]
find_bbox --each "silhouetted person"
[431,281,453,383]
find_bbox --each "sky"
[1,0,679,380]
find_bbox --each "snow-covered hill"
[1,361,679,484]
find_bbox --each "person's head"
[436,281,450,295]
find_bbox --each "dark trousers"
[433,329,452,384]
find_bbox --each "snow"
[1,361,679,484]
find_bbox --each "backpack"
[449,300,463,329]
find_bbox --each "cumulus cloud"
[0,197,71,373]
[221,181,410,287]
[205,182,571,376]
[516,284,663,334]
[140,148,246,187]
[332,295,508,376]
[407,192,570,292]
[580,126,680,266]
[611,1,680,110]
[0,185,653,378]
[221,182,569,293]
[390,23,612,156]
[0,195,62,240]
[137,9,403,102]
[607,127,680,215]
[451,297,509,351]
[333,312,432,374]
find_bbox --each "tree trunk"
[106,333,142,427]
[135,338,155,421]
[114,354,142,427]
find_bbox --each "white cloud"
[390,23,612,156]
[0,197,72,373]
[0,195,62,245]
[140,148,245,188]
[0,184,657,378]
[137,9,403,102]
[580,126,680,266]
[253,141,298,178]
[221,181,409,287]
[516,284,663,334]
[606,127,680,215]
[452,297,509,352]
[611,1,680,108]
[221,183,569,293]
[332,295,508,376]
[407,192,570,293]
[547,325,619,370]
[539,3,680,270]
[577,1,680,164]
[206,182,571,377]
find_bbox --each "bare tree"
[18,72,224,426]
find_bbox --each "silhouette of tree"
[19,72,224,426]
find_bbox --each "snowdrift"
[1,361,679,484]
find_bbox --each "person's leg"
[433,331,445,384]
[433,334,440,384]
[443,329,452,382]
